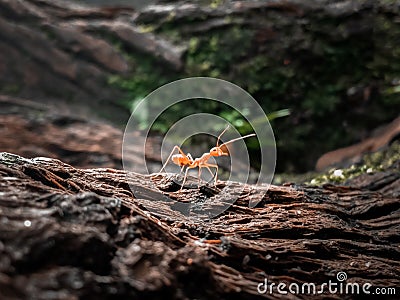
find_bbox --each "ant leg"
[186,154,193,177]
[198,166,218,185]
[158,145,178,174]
[158,145,185,174]
[180,166,190,191]
[202,166,215,184]
[203,163,218,183]
[179,165,185,174]
[180,165,198,191]
[198,167,203,185]
[205,166,214,177]
[216,125,230,147]
[174,165,186,183]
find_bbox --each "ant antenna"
[219,133,256,148]
[216,125,230,147]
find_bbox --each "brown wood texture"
[0,152,398,299]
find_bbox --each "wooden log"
[0,152,398,299]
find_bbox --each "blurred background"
[1,0,399,182]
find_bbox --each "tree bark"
[0,152,398,299]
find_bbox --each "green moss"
[138,24,156,33]
[108,50,179,116]
[308,141,400,185]
[1,84,20,94]
[210,0,225,9]
[185,26,253,76]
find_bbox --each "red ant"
[158,126,256,190]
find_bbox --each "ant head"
[210,147,228,157]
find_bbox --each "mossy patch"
[308,141,400,185]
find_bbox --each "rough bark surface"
[0,152,398,299]
[0,95,163,171]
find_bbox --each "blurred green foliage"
[109,4,400,172]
